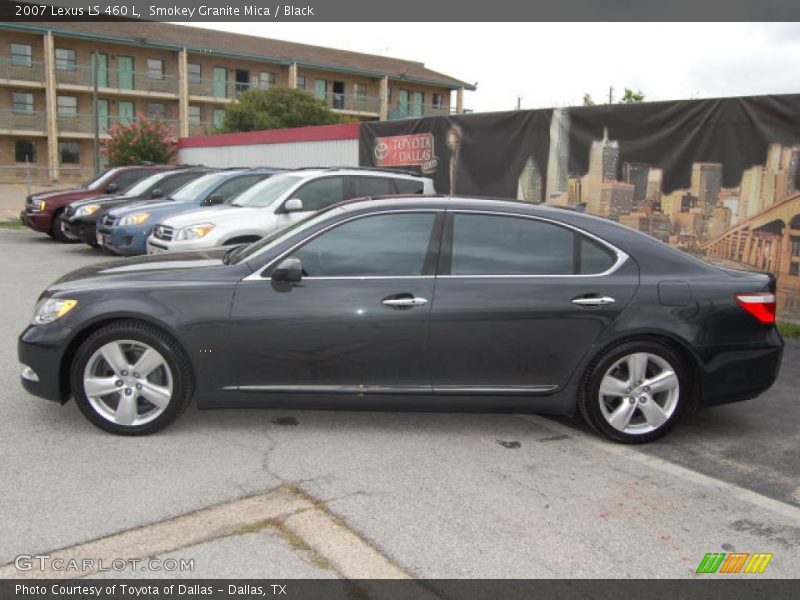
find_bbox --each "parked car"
[97,169,281,256]
[65,168,214,248]
[20,165,173,242]
[145,168,435,254]
[18,197,783,440]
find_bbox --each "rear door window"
[353,176,394,197]
[290,176,345,211]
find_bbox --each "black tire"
[52,211,80,243]
[578,339,690,444]
[70,320,194,435]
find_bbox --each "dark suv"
[21,165,174,242]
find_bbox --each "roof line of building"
[0,23,476,91]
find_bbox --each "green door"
[118,101,134,126]
[97,99,109,133]
[213,108,225,129]
[412,92,424,117]
[314,79,327,101]
[398,90,409,116]
[94,53,108,87]
[118,56,134,90]
[213,67,227,98]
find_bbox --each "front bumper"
[146,235,219,254]
[18,323,73,404]
[97,224,151,256]
[65,218,98,246]
[20,210,52,233]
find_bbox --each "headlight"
[119,212,150,226]
[175,223,215,241]
[32,298,77,325]
[38,201,46,211]
[74,204,101,217]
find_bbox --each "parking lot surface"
[1,227,799,578]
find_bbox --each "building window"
[10,44,32,67]
[353,83,367,99]
[296,75,305,90]
[147,59,165,80]
[12,92,34,114]
[258,71,275,89]
[187,63,201,84]
[15,140,35,163]
[432,93,443,108]
[55,48,76,71]
[147,103,166,119]
[213,109,225,129]
[59,141,80,164]
[56,95,77,117]
[188,105,201,125]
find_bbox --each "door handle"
[382,296,429,308]
[572,296,615,306]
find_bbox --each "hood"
[48,247,234,292]
[158,204,262,228]
[109,198,188,217]
[33,188,97,204]
[69,193,117,208]
[31,187,83,201]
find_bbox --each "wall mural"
[359,95,800,321]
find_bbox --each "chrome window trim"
[442,209,629,279]
[242,209,445,282]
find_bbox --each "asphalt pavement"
[1,227,799,579]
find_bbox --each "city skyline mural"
[359,94,800,320]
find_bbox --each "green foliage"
[220,87,348,132]
[620,88,646,103]
[101,114,177,166]
[778,321,800,340]
[582,93,595,106]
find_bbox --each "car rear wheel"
[71,321,193,435]
[52,211,80,243]
[579,340,688,443]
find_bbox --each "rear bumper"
[699,338,783,407]
[21,210,52,233]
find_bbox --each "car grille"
[100,214,115,227]
[153,224,173,241]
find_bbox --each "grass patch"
[778,321,800,340]
[0,220,25,229]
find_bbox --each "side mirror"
[270,258,303,283]
[105,182,119,194]
[204,193,224,206]
[283,198,304,213]
[150,189,163,199]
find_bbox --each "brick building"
[0,21,474,182]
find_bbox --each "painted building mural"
[359,94,800,321]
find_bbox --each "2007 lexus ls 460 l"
[18,197,783,442]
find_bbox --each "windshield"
[230,174,303,208]
[231,208,337,265]
[84,168,122,190]
[172,172,234,202]
[122,171,174,197]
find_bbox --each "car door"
[229,210,443,393]
[428,211,639,393]
[273,175,346,231]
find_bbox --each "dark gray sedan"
[18,197,783,442]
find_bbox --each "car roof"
[284,167,429,180]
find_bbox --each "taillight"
[735,293,776,324]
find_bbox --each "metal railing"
[188,122,218,136]
[0,109,46,131]
[55,63,180,95]
[317,92,380,114]
[188,78,272,99]
[0,57,45,83]
[56,112,180,135]
[388,102,455,120]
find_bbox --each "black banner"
[360,94,800,320]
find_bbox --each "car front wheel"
[52,211,80,243]
[579,340,689,443]
[71,321,193,435]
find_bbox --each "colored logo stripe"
[744,553,773,574]
[696,552,773,574]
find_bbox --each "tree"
[101,114,177,166]
[620,88,646,103]
[582,93,595,106]
[220,87,348,132]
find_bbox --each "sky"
[178,22,800,113]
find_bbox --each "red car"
[21,165,174,242]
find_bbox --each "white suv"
[146,168,435,254]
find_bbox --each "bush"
[101,113,178,166]
[220,87,349,132]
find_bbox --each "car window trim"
[438,209,629,279]
[242,209,445,282]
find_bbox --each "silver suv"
[146,168,435,254]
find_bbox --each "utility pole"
[516,97,521,110]
[92,51,99,174]
[608,85,614,104]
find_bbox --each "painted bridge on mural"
[705,191,800,321]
